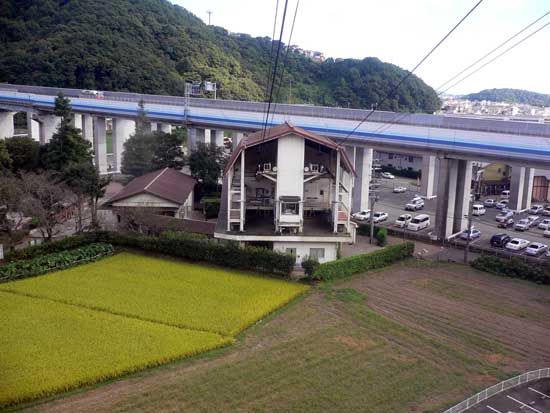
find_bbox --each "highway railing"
[443,368,550,413]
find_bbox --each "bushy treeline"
[464,88,550,107]
[471,256,550,285]
[0,0,440,112]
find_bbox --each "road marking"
[486,405,503,413]
[506,395,543,413]
[529,387,550,399]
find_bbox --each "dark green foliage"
[375,227,388,246]
[357,224,381,237]
[151,131,185,170]
[93,231,296,276]
[380,164,420,179]
[42,122,93,171]
[0,0,439,112]
[464,88,550,107]
[1,233,96,263]
[54,92,72,120]
[188,143,226,192]
[309,242,414,281]
[4,136,40,172]
[0,139,11,171]
[301,256,320,278]
[0,243,113,283]
[203,199,220,219]
[471,256,550,285]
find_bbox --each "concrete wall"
[276,134,305,199]
[0,111,15,139]
[111,193,180,208]
[273,241,338,264]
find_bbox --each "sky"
[171,0,549,95]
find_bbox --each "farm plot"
[0,253,308,408]
[0,292,230,407]
[0,252,309,336]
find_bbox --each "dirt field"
[14,261,550,413]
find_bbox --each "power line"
[336,0,485,148]
[437,10,550,91]
[439,21,550,95]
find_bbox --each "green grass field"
[0,253,308,408]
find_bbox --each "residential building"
[214,122,356,265]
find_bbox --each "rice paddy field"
[0,253,308,408]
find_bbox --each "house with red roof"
[214,122,356,265]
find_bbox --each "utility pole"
[288,79,292,104]
[369,193,379,244]
[464,166,483,263]
[207,10,213,25]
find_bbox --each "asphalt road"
[355,178,550,260]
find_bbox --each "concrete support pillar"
[420,155,436,199]
[187,128,211,151]
[150,122,158,132]
[93,117,108,174]
[0,111,15,139]
[158,123,172,133]
[82,114,94,144]
[523,167,534,211]
[26,112,40,141]
[40,114,61,144]
[70,113,82,130]
[452,160,473,234]
[435,158,458,240]
[113,118,135,173]
[211,129,225,147]
[509,166,525,212]
[351,146,372,212]
[232,132,244,151]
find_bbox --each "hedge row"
[0,243,114,283]
[2,234,94,263]
[309,242,415,281]
[93,231,296,277]
[471,256,550,285]
[380,164,420,179]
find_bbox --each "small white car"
[545,228,550,238]
[394,214,412,228]
[460,228,481,241]
[505,238,529,251]
[538,219,550,230]
[407,214,430,231]
[529,205,544,215]
[495,200,509,209]
[369,211,389,223]
[514,219,531,231]
[496,211,514,223]
[393,186,407,193]
[472,204,486,216]
[483,199,496,208]
[501,190,510,199]
[525,242,548,256]
[381,172,395,179]
[543,207,550,216]
[527,215,541,226]
[351,210,371,221]
[405,199,424,211]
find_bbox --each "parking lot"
[466,378,550,413]
[354,178,550,260]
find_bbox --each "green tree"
[0,174,25,250]
[188,143,226,192]
[151,131,185,170]
[0,140,12,172]
[121,132,156,177]
[54,92,72,121]
[4,136,39,172]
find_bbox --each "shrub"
[471,256,550,285]
[308,242,414,282]
[301,256,320,278]
[204,200,220,219]
[375,227,388,246]
[356,224,381,237]
[0,243,113,283]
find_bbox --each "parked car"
[381,172,395,179]
[538,219,550,230]
[393,186,407,193]
[505,238,529,251]
[543,206,550,216]
[529,205,544,214]
[525,242,548,256]
[490,233,511,248]
[472,204,486,216]
[527,215,541,226]
[407,214,430,231]
[514,218,531,231]
[394,214,412,228]
[545,228,550,238]
[501,190,510,199]
[497,217,514,228]
[405,199,424,211]
[460,228,481,241]
[351,210,371,221]
[369,211,389,223]
[496,211,514,223]
[495,200,509,209]
[483,199,497,208]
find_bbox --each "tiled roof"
[106,168,196,206]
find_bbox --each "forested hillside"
[0,0,440,112]
[464,88,550,107]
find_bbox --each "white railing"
[443,368,550,413]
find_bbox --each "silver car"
[525,242,548,256]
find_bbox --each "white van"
[407,214,430,231]
[472,204,486,216]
